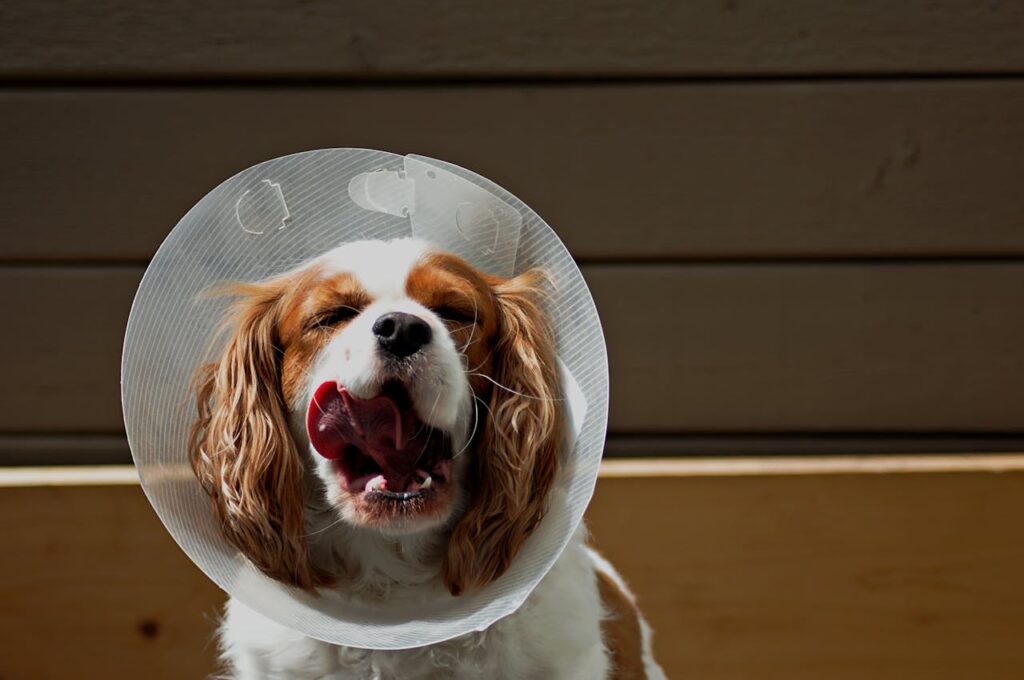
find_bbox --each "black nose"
[372,312,432,358]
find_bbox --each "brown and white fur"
[189,238,665,679]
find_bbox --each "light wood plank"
[586,463,1024,680]
[2,1,1023,78]
[4,460,1024,679]
[0,483,224,680]
[2,82,1024,260]
[8,455,1024,487]
[6,263,1024,433]
[0,464,139,486]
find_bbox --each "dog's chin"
[326,446,464,534]
[332,469,463,535]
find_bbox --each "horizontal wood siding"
[2,1,1023,79]
[4,459,1024,679]
[2,83,1023,261]
[2,3,1023,456]
[5,263,1024,434]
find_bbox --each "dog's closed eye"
[304,305,363,333]
[433,303,476,324]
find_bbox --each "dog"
[188,238,665,679]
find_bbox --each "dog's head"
[188,239,563,596]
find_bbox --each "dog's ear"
[189,283,330,590]
[443,269,564,596]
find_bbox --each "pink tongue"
[306,381,421,486]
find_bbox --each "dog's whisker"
[412,389,444,467]
[458,296,480,354]
[304,511,350,538]
[465,371,563,402]
[452,395,485,459]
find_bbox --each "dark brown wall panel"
[591,263,1024,432]
[2,1,1022,79]
[3,83,1024,262]
[6,263,1024,434]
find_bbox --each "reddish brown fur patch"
[276,270,371,407]
[188,272,334,590]
[405,253,501,394]
[434,265,564,596]
[188,266,374,591]
[596,570,648,680]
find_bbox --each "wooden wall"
[3,5,1024,678]
[4,3,1024,463]
[3,2,1024,462]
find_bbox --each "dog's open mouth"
[307,380,453,500]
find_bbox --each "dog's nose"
[372,312,432,358]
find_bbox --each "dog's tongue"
[307,381,421,482]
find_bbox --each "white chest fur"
[219,533,610,680]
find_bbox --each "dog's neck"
[305,501,452,599]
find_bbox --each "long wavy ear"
[443,269,564,596]
[188,283,330,590]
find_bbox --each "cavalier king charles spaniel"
[188,239,664,679]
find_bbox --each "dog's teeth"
[421,474,432,489]
[365,475,387,492]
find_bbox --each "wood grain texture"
[586,463,1024,680]
[0,483,224,680]
[5,263,1024,434]
[2,1,1023,79]
[2,82,1024,261]
[4,460,1024,679]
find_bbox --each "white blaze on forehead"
[314,238,432,298]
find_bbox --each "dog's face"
[294,240,501,533]
[189,239,563,596]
